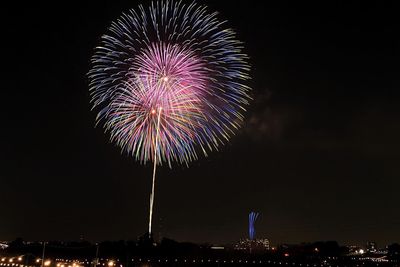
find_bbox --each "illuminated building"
[235,212,270,252]
[234,238,270,252]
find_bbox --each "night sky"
[2,1,400,246]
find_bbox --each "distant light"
[107,261,114,267]
[44,261,51,267]
[35,259,40,263]
[359,249,365,254]
[284,253,289,257]
[17,258,22,262]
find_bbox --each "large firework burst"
[89,0,251,167]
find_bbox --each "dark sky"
[2,1,400,247]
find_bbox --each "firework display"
[249,212,259,240]
[89,0,251,167]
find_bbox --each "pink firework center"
[108,42,208,166]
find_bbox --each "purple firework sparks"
[89,0,252,167]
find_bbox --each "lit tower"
[249,212,259,240]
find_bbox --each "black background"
[2,0,399,246]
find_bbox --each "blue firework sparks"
[88,0,251,166]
